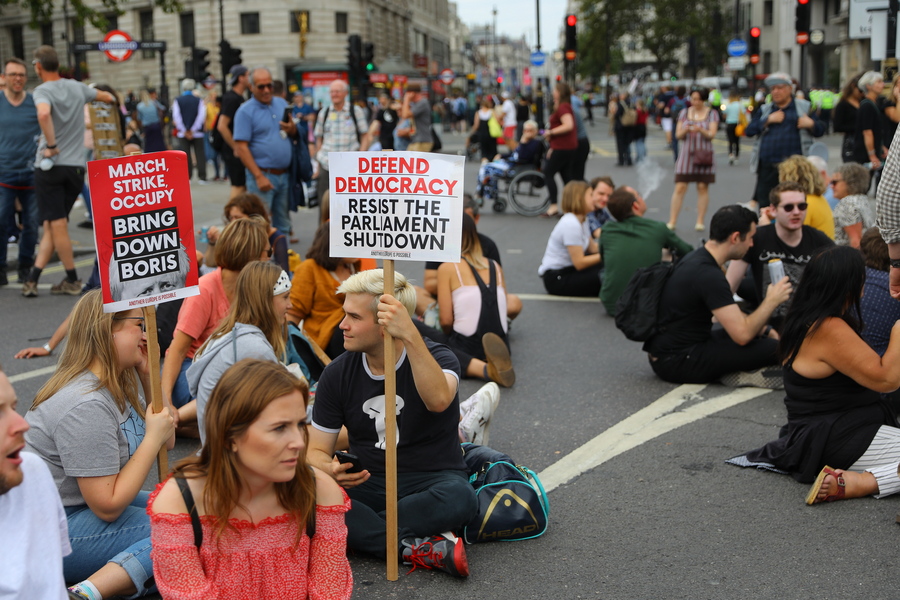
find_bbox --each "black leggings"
[544,148,576,207]
[726,124,740,157]
[541,264,602,297]
[649,329,778,384]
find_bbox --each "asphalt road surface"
[3,125,894,599]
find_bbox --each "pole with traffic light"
[749,26,761,94]
[564,14,577,85]
[796,0,810,90]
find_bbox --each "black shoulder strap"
[349,106,361,145]
[176,477,203,550]
[306,466,316,539]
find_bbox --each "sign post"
[329,151,465,580]
[88,151,200,479]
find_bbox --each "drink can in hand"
[768,258,785,283]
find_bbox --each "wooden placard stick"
[141,305,168,480]
[382,259,399,581]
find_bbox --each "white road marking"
[8,365,58,383]
[539,384,771,492]
[516,293,600,303]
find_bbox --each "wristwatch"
[890,259,900,269]
[42,343,52,354]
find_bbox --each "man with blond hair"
[307,269,476,577]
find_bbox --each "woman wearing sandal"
[742,246,900,504]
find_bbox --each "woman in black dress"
[744,246,900,505]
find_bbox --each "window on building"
[180,12,195,47]
[241,12,260,34]
[140,10,155,58]
[10,25,24,60]
[335,12,348,33]
[763,1,773,25]
[41,23,53,46]
[763,51,772,74]
[290,10,310,33]
[105,13,118,32]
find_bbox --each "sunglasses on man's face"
[779,202,808,212]
[256,83,273,90]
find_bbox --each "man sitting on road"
[726,181,833,331]
[307,269,476,577]
[644,205,792,386]
[0,365,72,599]
[599,186,693,316]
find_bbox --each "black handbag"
[461,444,550,544]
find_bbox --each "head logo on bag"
[474,488,543,542]
[460,444,550,544]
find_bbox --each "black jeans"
[753,161,781,207]
[544,147,576,207]
[542,264,602,297]
[649,329,778,384]
[345,470,477,558]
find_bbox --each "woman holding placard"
[25,290,176,599]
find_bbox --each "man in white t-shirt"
[500,92,517,151]
[0,366,71,599]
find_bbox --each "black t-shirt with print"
[741,224,833,318]
[311,338,464,474]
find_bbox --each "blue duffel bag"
[460,443,550,544]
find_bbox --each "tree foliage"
[578,0,731,80]
[575,0,637,81]
[0,0,182,30]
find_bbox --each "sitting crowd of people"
[9,68,900,598]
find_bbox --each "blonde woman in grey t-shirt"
[25,290,175,599]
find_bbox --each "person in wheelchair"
[475,120,543,203]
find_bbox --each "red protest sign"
[88,151,199,312]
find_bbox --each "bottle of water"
[39,155,55,171]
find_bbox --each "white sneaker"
[459,382,500,445]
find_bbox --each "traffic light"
[193,47,210,81]
[363,42,376,72]
[347,34,362,78]
[749,26,761,64]
[497,76,503,85]
[220,39,242,73]
[564,14,577,53]
[796,0,811,35]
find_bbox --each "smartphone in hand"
[334,451,364,473]
[283,107,292,123]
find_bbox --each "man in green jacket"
[599,187,694,315]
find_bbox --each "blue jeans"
[64,491,154,598]
[634,137,646,163]
[246,169,291,235]
[0,169,39,270]
[172,356,193,408]
[204,136,221,179]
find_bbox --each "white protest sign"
[329,152,465,263]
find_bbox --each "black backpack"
[209,113,225,152]
[614,261,677,342]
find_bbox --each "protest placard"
[88,151,199,312]
[89,100,124,160]
[329,152,465,263]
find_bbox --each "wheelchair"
[486,138,549,217]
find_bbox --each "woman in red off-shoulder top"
[148,359,352,600]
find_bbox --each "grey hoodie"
[186,323,278,446]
